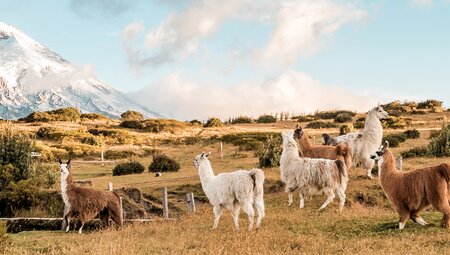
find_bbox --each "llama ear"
[200,152,205,158]
[205,152,211,158]
[67,159,71,165]
[58,159,63,164]
[382,140,389,151]
[296,124,300,129]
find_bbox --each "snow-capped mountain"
[0,22,163,119]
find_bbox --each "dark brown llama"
[59,159,123,234]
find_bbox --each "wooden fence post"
[219,141,223,159]
[108,182,113,191]
[186,193,196,213]
[396,156,403,171]
[101,145,105,167]
[61,204,68,230]
[162,187,169,219]
[119,196,124,225]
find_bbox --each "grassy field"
[2,111,450,254]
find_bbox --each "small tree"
[149,155,180,172]
[121,110,144,121]
[204,117,223,128]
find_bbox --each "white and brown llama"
[193,152,265,230]
[323,106,389,178]
[294,125,352,170]
[370,141,450,229]
[280,130,348,211]
[59,159,123,234]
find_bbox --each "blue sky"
[1,0,449,119]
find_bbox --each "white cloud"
[262,0,367,66]
[122,0,367,70]
[131,71,378,120]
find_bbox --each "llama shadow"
[372,221,437,234]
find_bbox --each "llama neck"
[281,143,300,166]
[60,172,73,208]
[379,150,398,181]
[362,113,383,142]
[198,160,215,184]
[298,134,312,150]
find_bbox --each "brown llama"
[370,141,450,229]
[294,125,352,170]
[59,159,123,234]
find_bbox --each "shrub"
[314,110,356,120]
[80,113,108,120]
[142,119,189,132]
[256,135,282,168]
[404,129,420,139]
[189,119,202,126]
[204,117,223,128]
[382,117,411,129]
[339,124,354,135]
[353,121,365,129]
[296,115,316,122]
[401,146,429,158]
[121,110,144,121]
[20,107,81,122]
[428,124,450,157]
[334,113,353,123]
[105,150,136,160]
[112,161,145,176]
[381,100,418,114]
[231,116,253,124]
[149,155,180,172]
[36,126,58,139]
[235,138,263,151]
[256,115,277,123]
[417,99,443,110]
[305,121,337,129]
[120,120,143,129]
[0,221,10,251]
[383,133,407,148]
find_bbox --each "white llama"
[280,130,348,211]
[325,106,388,178]
[193,152,265,230]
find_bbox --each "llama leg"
[230,204,241,231]
[288,192,293,207]
[398,208,410,230]
[318,189,335,211]
[336,188,346,212]
[242,202,255,230]
[299,192,304,209]
[212,205,223,230]
[78,222,85,234]
[364,158,375,179]
[65,216,70,233]
[254,197,265,228]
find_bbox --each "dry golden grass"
[2,112,450,254]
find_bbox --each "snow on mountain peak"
[0,22,162,119]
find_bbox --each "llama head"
[369,106,389,119]
[193,151,211,168]
[59,159,71,178]
[322,133,331,145]
[370,141,389,160]
[293,125,303,139]
[281,130,297,148]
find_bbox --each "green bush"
[428,124,450,157]
[314,110,356,120]
[0,125,33,181]
[141,119,189,132]
[204,117,224,128]
[381,100,418,114]
[36,126,59,139]
[404,129,420,139]
[121,110,144,121]
[189,119,202,126]
[417,99,443,110]
[112,161,145,176]
[305,121,337,129]
[119,120,143,129]
[339,124,354,135]
[231,116,253,124]
[256,115,277,123]
[401,146,428,158]
[382,117,411,129]
[256,135,282,168]
[296,115,316,122]
[20,107,81,122]
[383,133,407,148]
[149,155,180,172]
[334,113,353,123]
[80,113,108,120]
[104,150,136,160]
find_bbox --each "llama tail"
[249,169,265,199]
[334,160,347,185]
[437,163,450,182]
